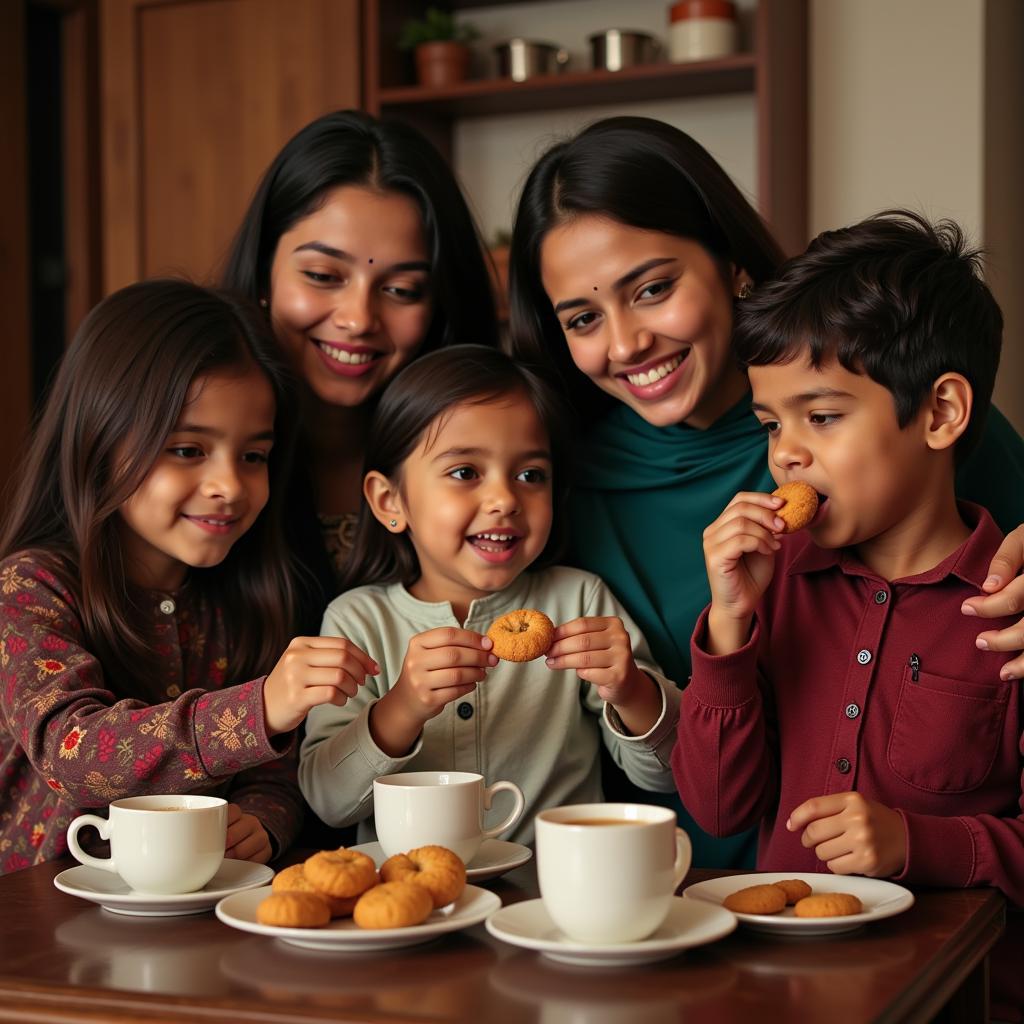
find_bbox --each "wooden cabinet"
[96,0,361,294]
[362,0,807,256]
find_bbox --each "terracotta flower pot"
[415,41,471,89]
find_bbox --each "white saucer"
[53,860,274,917]
[351,839,532,882]
[484,897,736,966]
[215,884,500,951]
[683,872,915,936]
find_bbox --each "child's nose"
[202,462,243,501]
[486,480,519,515]
[771,435,813,471]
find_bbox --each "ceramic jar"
[669,0,738,62]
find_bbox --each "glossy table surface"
[0,857,1004,1023]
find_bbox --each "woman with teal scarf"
[507,116,1024,869]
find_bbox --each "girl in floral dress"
[0,280,375,873]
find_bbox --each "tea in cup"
[535,802,691,944]
[373,770,525,864]
[66,795,227,894]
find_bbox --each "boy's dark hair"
[734,209,1003,457]
[507,116,784,421]
[339,345,570,593]
[0,279,300,687]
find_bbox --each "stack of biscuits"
[256,844,467,930]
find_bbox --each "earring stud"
[259,297,268,308]
[737,282,752,300]
[389,519,398,528]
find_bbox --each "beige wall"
[811,0,1022,432]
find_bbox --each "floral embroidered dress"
[0,552,303,873]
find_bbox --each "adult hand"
[263,636,379,736]
[787,792,906,878]
[960,523,1024,681]
[224,803,272,863]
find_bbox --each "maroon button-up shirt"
[673,504,1022,903]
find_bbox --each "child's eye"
[759,421,780,435]
[565,310,599,333]
[810,413,841,426]
[242,450,270,465]
[449,466,478,481]
[516,467,549,484]
[167,445,203,459]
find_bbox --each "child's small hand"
[263,636,379,736]
[391,628,497,724]
[225,803,272,864]
[786,792,906,878]
[546,616,661,734]
[703,491,786,653]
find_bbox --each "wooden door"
[99,0,361,292]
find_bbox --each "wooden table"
[0,858,1004,1023]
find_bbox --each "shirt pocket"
[887,665,1009,793]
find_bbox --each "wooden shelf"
[379,54,756,119]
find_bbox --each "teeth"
[626,353,685,387]
[476,533,514,542]
[320,345,375,365]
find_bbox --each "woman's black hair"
[339,345,569,593]
[507,116,785,420]
[0,279,300,685]
[223,109,498,355]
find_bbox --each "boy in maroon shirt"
[672,210,1021,1019]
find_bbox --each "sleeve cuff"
[603,671,679,750]
[687,607,763,708]
[193,678,281,777]
[894,810,975,888]
[351,699,424,774]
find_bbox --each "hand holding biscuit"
[787,791,906,878]
[263,636,380,736]
[370,627,497,756]
[545,616,662,736]
[702,490,787,654]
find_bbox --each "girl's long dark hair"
[339,345,569,593]
[508,116,785,420]
[223,108,498,355]
[0,279,300,687]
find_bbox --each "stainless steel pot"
[588,29,659,71]
[494,39,570,81]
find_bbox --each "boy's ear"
[363,471,406,532]
[924,372,973,452]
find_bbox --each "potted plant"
[399,7,479,89]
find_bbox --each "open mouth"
[183,514,240,535]
[618,350,690,397]
[314,340,383,376]
[467,531,522,563]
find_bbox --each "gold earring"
[737,282,752,300]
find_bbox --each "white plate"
[683,872,914,935]
[215,884,500,951]
[484,897,736,966]
[53,860,274,917]
[351,839,532,882]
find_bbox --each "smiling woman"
[223,110,498,630]
[507,115,1024,870]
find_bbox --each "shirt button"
[457,702,474,720]
[874,590,888,604]
[159,599,176,615]
[856,649,872,665]
[166,684,181,697]
[845,703,860,719]
[835,757,851,774]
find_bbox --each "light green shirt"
[299,566,680,847]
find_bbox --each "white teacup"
[66,795,227,895]
[373,770,525,864]
[536,802,691,944]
